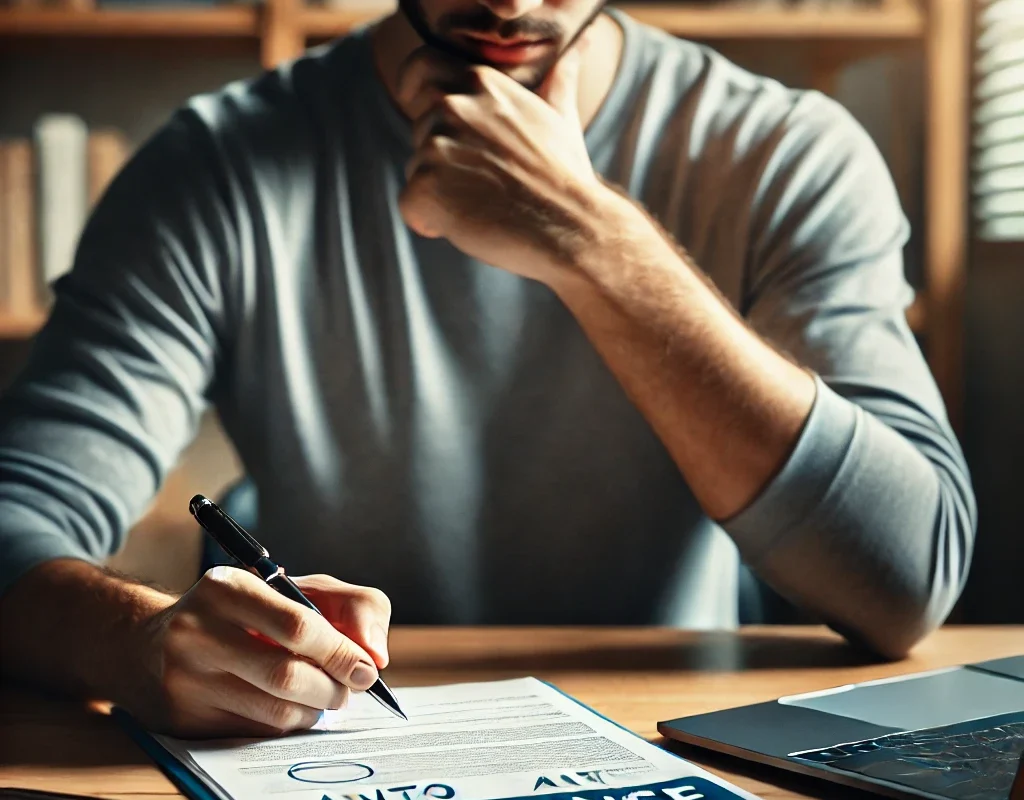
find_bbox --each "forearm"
[547,191,971,655]
[549,186,816,520]
[0,559,174,704]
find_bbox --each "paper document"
[152,677,760,800]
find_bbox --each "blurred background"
[0,0,1019,624]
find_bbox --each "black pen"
[188,494,407,721]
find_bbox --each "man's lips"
[460,32,553,65]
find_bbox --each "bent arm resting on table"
[546,96,975,660]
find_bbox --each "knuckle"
[263,697,305,731]
[199,565,242,599]
[164,610,202,648]
[293,574,336,592]
[467,64,490,90]
[396,63,418,99]
[399,176,440,231]
[406,49,432,71]
[323,639,362,680]
[398,55,431,99]
[161,664,190,698]
[159,667,197,721]
[359,586,392,617]
[437,93,464,120]
[424,135,449,161]
[493,95,516,124]
[407,166,440,197]
[418,87,445,113]
[279,609,312,645]
[267,658,304,697]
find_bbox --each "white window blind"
[975,0,1024,240]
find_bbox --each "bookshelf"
[612,0,925,38]
[0,0,971,428]
[0,5,257,35]
[0,0,928,40]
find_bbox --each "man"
[0,0,974,739]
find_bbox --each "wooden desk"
[2,626,1021,800]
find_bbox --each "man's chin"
[487,61,548,89]
[478,48,563,90]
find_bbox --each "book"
[33,113,88,292]
[1,139,40,318]
[87,127,130,208]
[117,678,762,800]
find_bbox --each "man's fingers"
[294,575,393,669]
[399,137,483,238]
[187,707,292,740]
[396,47,479,119]
[193,617,350,710]
[410,94,481,152]
[196,567,379,692]
[536,46,582,124]
[208,672,324,734]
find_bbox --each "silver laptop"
[658,655,1024,800]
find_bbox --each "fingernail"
[349,661,378,691]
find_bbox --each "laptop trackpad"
[779,666,1024,730]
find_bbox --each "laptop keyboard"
[790,711,1024,800]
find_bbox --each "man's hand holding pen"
[135,569,391,739]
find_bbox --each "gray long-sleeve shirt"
[0,10,975,656]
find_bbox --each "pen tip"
[369,680,408,721]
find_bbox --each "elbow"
[838,472,977,662]
[840,605,943,662]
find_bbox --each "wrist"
[87,569,177,708]
[545,180,661,301]
[0,558,176,705]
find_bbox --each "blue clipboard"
[111,707,221,800]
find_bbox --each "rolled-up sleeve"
[721,92,976,658]
[0,108,237,598]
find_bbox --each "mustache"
[439,10,562,40]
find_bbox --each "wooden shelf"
[0,0,925,42]
[302,6,385,37]
[620,0,924,40]
[303,0,925,40]
[0,5,258,37]
[0,311,46,339]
